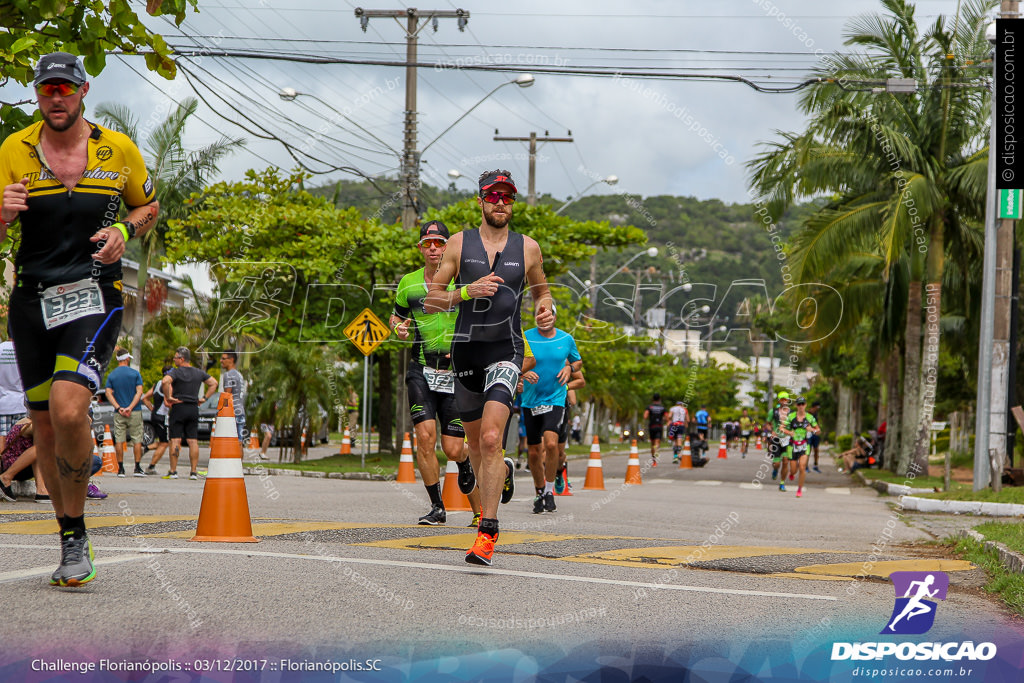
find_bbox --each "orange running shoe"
[465,530,497,566]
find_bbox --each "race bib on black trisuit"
[41,279,105,330]
[484,361,519,394]
[531,404,553,416]
[422,367,455,394]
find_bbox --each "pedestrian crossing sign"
[344,308,390,356]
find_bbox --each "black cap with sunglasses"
[419,220,450,243]
[34,52,87,86]
[479,170,518,194]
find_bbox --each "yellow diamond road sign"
[344,308,390,356]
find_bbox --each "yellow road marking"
[561,545,856,568]
[0,515,195,535]
[794,559,976,579]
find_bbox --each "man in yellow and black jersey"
[0,52,159,588]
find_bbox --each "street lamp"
[278,87,402,158]
[555,174,619,214]
[421,74,534,154]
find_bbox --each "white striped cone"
[624,440,642,485]
[679,436,693,469]
[191,392,257,543]
[441,459,472,511]
[340,428,352,455]
[396,432,416,483]
[583,436,605,490]
[300,428,307,455]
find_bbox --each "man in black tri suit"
[425,169,554,566]
[0,52,159,587]
[643,393,666,465]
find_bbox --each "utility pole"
[492,131,573,205]
[355,7,469,231]
[975,0,1019,490]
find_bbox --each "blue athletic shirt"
[520,328,581,409]
[696,409,709,427]
[105,366,144,412]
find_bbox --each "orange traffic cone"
[583,436,605,490]
[717,434,728,459]
[625,439,642,485]
[340,428,352,455]
[756,435,763,450]
[100,425,118,473]
[679,436,693,469]
[300,428,307,455]
[396,432,416,483]
[191,392,258,543]
[441,459,472,511]
[92,436,103,477]
[248,434,259,450]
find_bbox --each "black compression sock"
[56,515,66,531]
[425,483,443,507]
[63,515,86,538]
[479,518,499,537]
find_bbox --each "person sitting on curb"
[0,418,107,501]
[837,434,876,473]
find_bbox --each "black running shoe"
[456,458,476,494]
[417,504,446,526]
[0,481,15,502]
[532,494,545,514]
[543,491,556,513]
[501,457,515,504]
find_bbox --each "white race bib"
[41,279,105,330]
[531,404,553,416]
[423,366,455,394]
[484,361,519,394]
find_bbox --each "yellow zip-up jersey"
[0,120,154,287]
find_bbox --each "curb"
[854,471,1024,517]
[243,466,395,481]
[956,529,1024,574]
[897,496,1024,517]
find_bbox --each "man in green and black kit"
[391,221,481,526]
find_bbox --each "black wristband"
[125,220,137,239]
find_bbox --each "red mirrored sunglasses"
[418,238,446,249]
[36,82,80,97]
[481,191,516,205]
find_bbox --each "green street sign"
[999,189,1023,219]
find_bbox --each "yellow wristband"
[112,222,130,242]
[460,286,471,301]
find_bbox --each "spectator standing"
[141,365,171,474]
[219,351,247,445]
[162,347,217,480]
[105,349,145,477]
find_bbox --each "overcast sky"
[1,0,986,206]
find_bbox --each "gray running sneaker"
[543,491,556,513]
[58,531,95,587]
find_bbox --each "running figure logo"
[881,571,949,635]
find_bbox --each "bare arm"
[203,376,219,401]
[161,375,176,405]
[91,200,160,264]
[127,384,144,411]
[424,233,463,313]
[524,237,554,328]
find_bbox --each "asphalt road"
[1,442,1021,681]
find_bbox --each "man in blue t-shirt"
[695,406,711,446]
[104,349,145,477]
[520,324,581,514]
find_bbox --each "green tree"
[748,0,992,474]
[96,98,245,368]
[0,1,197,137]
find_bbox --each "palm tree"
[95,98,245,368]
[748,0,992,474]
[247,343,336,462]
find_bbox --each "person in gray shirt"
[219,351,247,445]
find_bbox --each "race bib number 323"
[41,279,105,330]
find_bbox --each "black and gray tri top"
[454,228,526,354]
